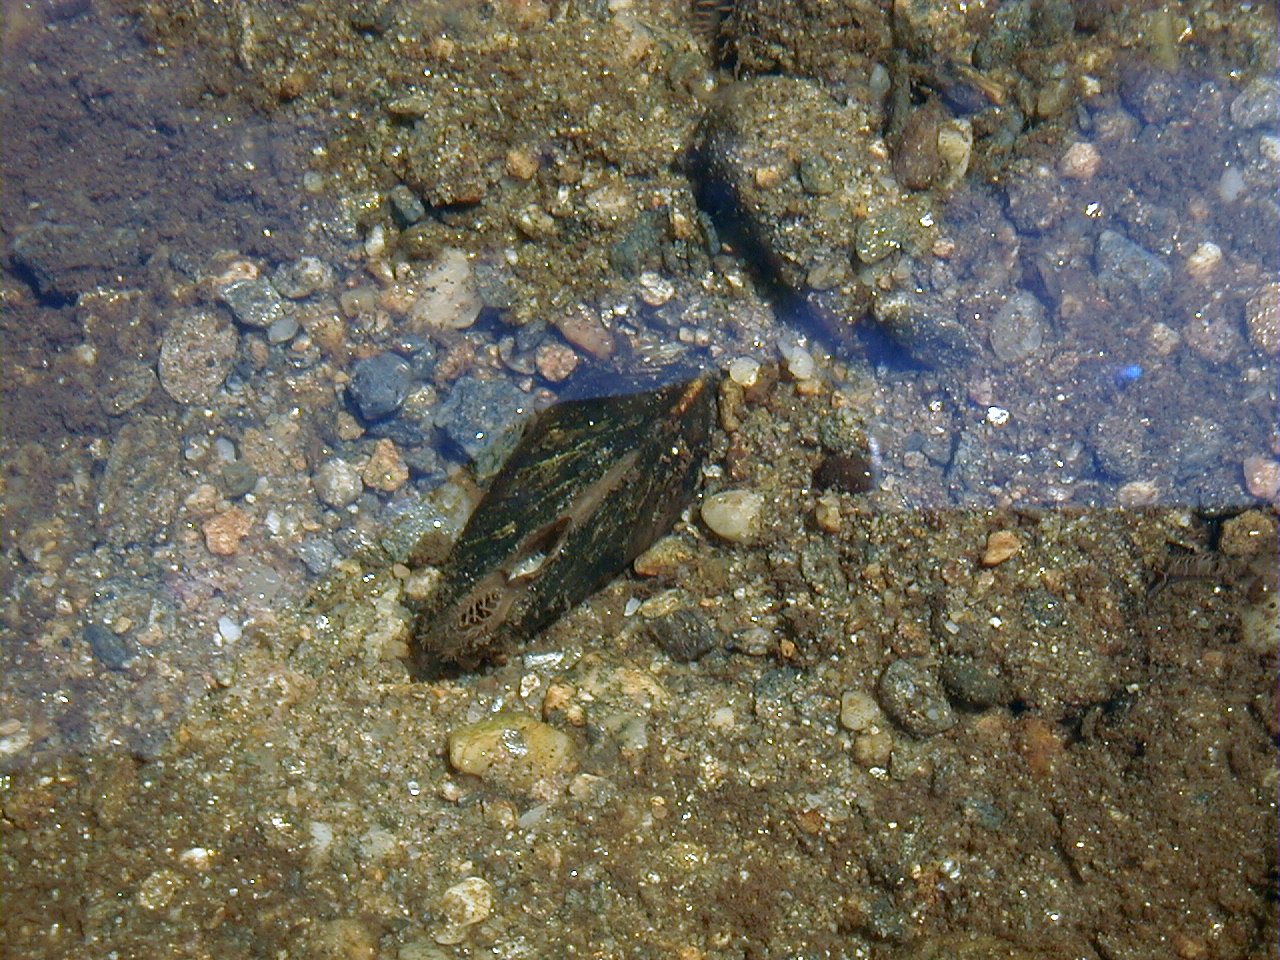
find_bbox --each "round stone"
[158,309,236,404]
[701,489,764,543]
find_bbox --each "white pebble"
[409,247,482,330]
[727,356,760,387]
[1217,166,1246,203]
[434,877,494,945]
[1185,242,1223,283]
[217,616,243,642]
[701,489,764,543]
[214,437,237,462]
[779,342,815,380]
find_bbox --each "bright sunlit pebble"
[1059,140,1100,180]
[1185,241,1223,283]
[986,407,1010,425]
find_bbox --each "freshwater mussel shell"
[408,366,718,676]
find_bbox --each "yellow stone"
[362,438,408,492]
[981,530,1021,566]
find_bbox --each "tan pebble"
[505,147,538,180]
[839,689,882,732]
[1245,283,1280,355]
[1146,321,1181,355]
[752,164,785,189]
[814,493,842,533]
[852,729,893,768]
[362,439,408,492]
[701,489,764,543]
[552,309,616,360]
[1184,241,1223,284]
[542,682,581,722]
[1019,715,1066,778]
[1116,480,1160,508]
[632,535,692,576]
[1242,454,1280,500]
[447,712,575,790]
[433,877,494,945]
[534,341,579,382]
[636,589,684,619]
[183,483,223,517]
[981,530,1021,566]
[1219,509,1277,556]
[1058,140,1100,180]
[202,508,252,556]
[312,918,376,960]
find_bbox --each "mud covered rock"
[10,222,143,301]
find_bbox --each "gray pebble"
[158,309,236,405]
[273,256,335,299]
[1095,229,1170,303]
[266,314,299,344]
[296,536,340,575]
[938,657,1009,709]
[219,461,258,499]
[220,277,288,329]
[85,623,132,671]
[1229,76,1280,130]
[876,659,956,737]
[388,184,427,227]
[348,352,413,422]
[647,609,719,662]
[988,289,1046,362]
[313,457,362,509]
[434,377,533,479]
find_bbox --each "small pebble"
[362,438,409,493]
[266,314,299,344]
[85,622,132,671]
[779,342,815,381]
[701,489,764,543]
[447,711,575,791]
[273,256,334,299]
[876,659,956,737]
[1184,242,1223,284]
[727,356,760,387]
[534,341,579,383]
[1116,480,1160,508]
[981,530,1021,566]
[839,690,882,732]
[434,377,533,479]
[813,493,842,533]
[988,290,1046,362]
[853,729,893,768]
[632,535,693,576]
[637,271,675,307]
[388,184,426,226]
[202,508,252,556]
[1058,140,1100,180]
[505,147,538,180]
[1242,455,1280,501]
[408,247,482,331]
[219,461,258,499]
[646,609,718,662]
[433,877,494,945]
[158,309,236,405]
[347,352,413,422]
[314,457,363,508]
[219,277,287,329]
